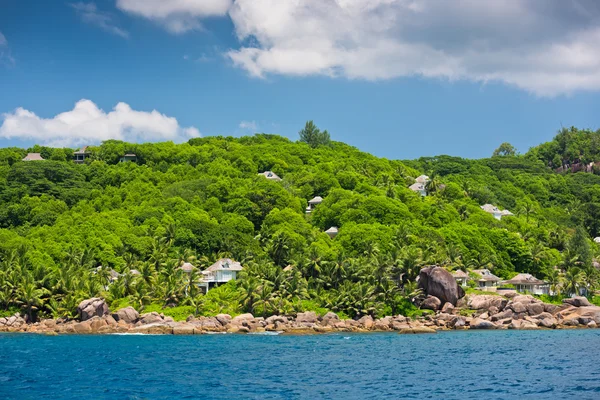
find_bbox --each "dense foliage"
[1,124,599,321]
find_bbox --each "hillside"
[0,125,599,321]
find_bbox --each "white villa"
[73,146,90,164]
[199,258,243,293]
[306,196,323,213]
[480,204,514,220]
[325,226,338,239]
[22,153,44,161]
[472,269,502,291]
[409,175,429,196]
[452,270,469,287]
[503,273,549,295]
[258,171,282,181]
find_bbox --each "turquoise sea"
[1,330,600,399]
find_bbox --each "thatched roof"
[308,196,323,204]
[472,269,501,282]
[180,262,195,273]
[22,153,44,161]
[415,175,430,184]
[504,273,544,285]
[480,204,513,216]
[325,226,338,238]
[258,171,282,181]
[452,270,469,279]
[204,258,243,272]
[409,182,425,191]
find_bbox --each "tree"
[569,226,592,268]
[298,121,331,148]
[492,142,517,157]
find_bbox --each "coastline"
[2,293,600,336]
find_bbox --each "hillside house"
[503,273,548,295]
[199,258,243,293]
[452,270,469,287]
[594,237,600,244]
[325,226,338,239]
[472,269,502,291]
[480,204,514,220]
[120,153,137,163]
[409,175,429,196]
[22,153,44,161]
[306,196,323,213]
[179,262,195,273]
[258,171,282,181]
[73,146,90,164]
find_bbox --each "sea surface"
[1,330,600,399]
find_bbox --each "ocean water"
[1,330,600,399]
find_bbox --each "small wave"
[248,331,282,336]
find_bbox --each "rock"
[467,295,507,311]
[73,321,92,334]
[321,312,339,325]
[470,318,496,329]
[556,305,600,325]
[512,295,537,305]
[587,321,597,328]
[421,296,442,311]
[231,313,254,325]
[418,266,465,306]
[104,315,118,326]
[77,298,109,321]
[449,316,466,329]
[89,317,107,332]
[215,314,232,326]
[357,315,374,329]
[399,327,436,334]
[544,304,558,314]
[563,296,592,307]
[295,312,318,324]
[538,317,557,328]
[112,307,139,324]
[138,312,163,325]
[441,303,455,314]
[509,302,527,314]
[509,319,538,330]
[526,303,545,316]
[374,317,392,331]
[491,309,514,321]
[173,324,196,335]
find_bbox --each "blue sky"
[0,0,599,159]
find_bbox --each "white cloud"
[71,2,129,38]
[116,0,232,34]
[0,31,15,67]
[239,120,257,131]
[0,99,200,147]
[226,0,600,96]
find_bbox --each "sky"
[0,0,599,159]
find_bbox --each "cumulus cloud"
[116,0,232,34]
[239,120,257,131]
[0,100,200,147]
[71,2,129,38]
[225,0,600,96]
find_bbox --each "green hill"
[0,124,599,320]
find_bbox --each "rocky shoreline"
[1,293,600,336]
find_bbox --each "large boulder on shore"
[421,296,442,311]
[563,297,592,307]
[112,307,139,324]
[77,298,109,321]
[467,295,507,311]
[418,266,465,306]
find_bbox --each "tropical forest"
[1,123,600,322]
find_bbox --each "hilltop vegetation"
[0,123,599,321]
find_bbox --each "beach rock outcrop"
[295,311,318,324]
[563,297,592,307]
[470,318,496,329]
[418,266,465,306]
[421,295,442,311]
[467,295,507,311]
[112,307,139,324]
[77,298,109,321]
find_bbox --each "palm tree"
[16,282,47,322]
[581,265,597,297]
[519,201,536,223]
[561,267,583,296]
[545,268,561,296]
